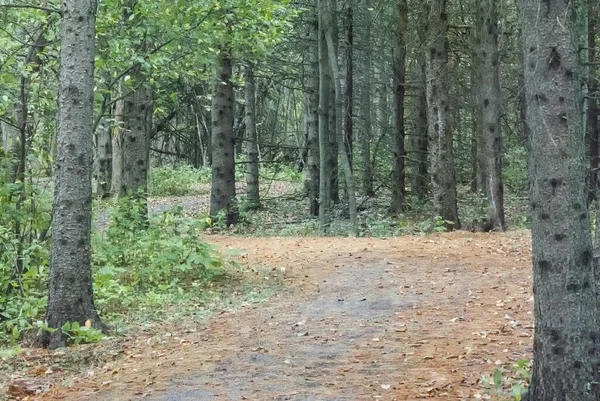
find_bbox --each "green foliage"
[480,359,531,400]
[0,194,224,345]
[93,198,222,316]
[148,165,211,196]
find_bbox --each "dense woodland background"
[1,0,599,396]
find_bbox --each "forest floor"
[11,230,533,401]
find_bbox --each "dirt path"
[41,232,533,400]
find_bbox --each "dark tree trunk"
[96,109,112,198]
[210,49,238,226]
[589,0,599,202]
[306,4,320,216]
[44,0,103,349]
[412,58,429,201]
[473,0,505,231]
[390,0,408,215]
[328,3,339,204]
[522,0,600,399]
[344,3,353,170]
[318,0,332,230]
[245,62,260,209]
[425,0,460,229]
[360,20,374,197]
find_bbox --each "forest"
[0,0,599,399]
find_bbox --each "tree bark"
[390,0,408,215]
[110,92,124,195]
[118,79,152,219]
[210,49,238,226]
[425,0,460,229]
[245,62,260,209]
[344,3,353,171]
[325,0,357,234]
[521,0,600,399]
[318,0,332,230]
[44,0,103,349]
[96,96,112,198]
[412,54,429,201]
[361,19,374,197]
[473,0,505,231]
[589,0,599,203]
[306,3,320,216]
[328,3,339,204]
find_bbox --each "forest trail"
[41,232,533,400]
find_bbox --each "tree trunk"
[110,94,124,195]
[412,56,429,201]
[522,0,600,399]
[210,49,238,226]
[473,0,505,231]
[96,96,112,198]
[44,0,103,349]
[361,20,374,197]
[325,0,357,234]
[344,3,353,171]
[390,0,408,215]
[119,80,152,219]
[589,0,599,203]
[245,62,260,209]
[328,3,339,204]
[306,3,320,216]
[425,0,460,229]
[318,0,332,231]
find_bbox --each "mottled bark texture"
[96,106,112,198]
[425,0,460,229]
[390,0,408,215]
[589,0,599,203]
[210,49,238,226]
[244,62,260,210]
[360,21,373,197]
[473,0,505,231]
[318,0,332,230]
[412,56,429,201]
[44,0,103,349]
[306,4,320,216]
[325,0,358,234]
[344,3,353,171]
[522,0,600,399]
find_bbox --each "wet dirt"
[39,231,533,400]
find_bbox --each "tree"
[210,47,238,226]
[43,0,103,349]
[390,0,408,215]
[522,0,600,398]
[425,0,460,229]
[473,0,505,230]
[325,0,358,233]
[318,0,332,230]
[245,61,260,209]
[306,2,321,216]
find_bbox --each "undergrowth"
[0,196,270,347]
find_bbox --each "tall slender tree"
[325,0,357,233]
[473,0,505,230]
[245,62,260,209]
[306,2,321,216]
[318,0,332,230]
[210,47,238,225]
[390,0,408,214]
[522,0,600,398]
[425,0,460,229]
[43,0,103,349]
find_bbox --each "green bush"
[0,197,223,345]
[148,165,211,196]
